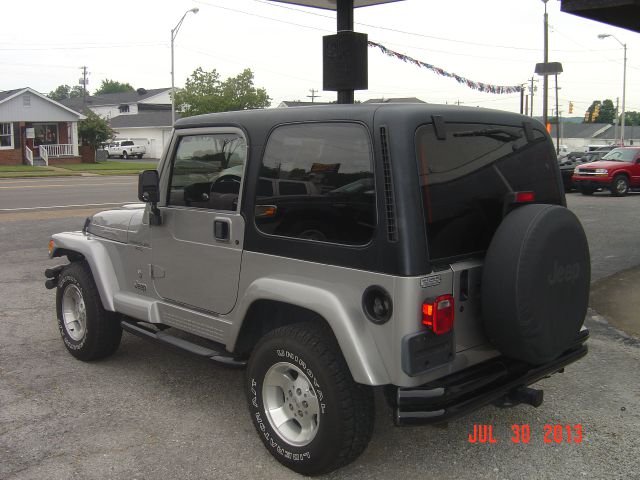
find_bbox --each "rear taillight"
[422,294,455,334]
[514,191,535,203]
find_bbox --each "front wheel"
[56,261,122,361]
[611,174,629,196]
[122,151,128,159]
[579,185,595,196]
[246,323,374,475]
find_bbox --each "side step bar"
[121,319,247,368]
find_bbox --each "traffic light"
[569,101,574,114]
[591,103,601,122]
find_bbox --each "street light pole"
[171,8,199,126]
[598,33,627,145]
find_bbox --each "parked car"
[572,147,640,196]
[45,105,590,475]
[106,140,146,159]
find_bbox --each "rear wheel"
[246,322,374,475]
[56,261,122,361]
[122,151,128,159]
[610,174,629,197]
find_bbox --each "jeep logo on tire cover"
[547,261,580,286]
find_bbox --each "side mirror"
[138,170,162,225]
[138,170,159,202]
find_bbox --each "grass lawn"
[0,165,77,178]
[55,161,155,171]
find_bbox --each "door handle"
[214,218,231,242]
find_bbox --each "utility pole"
[525,95,529,116]
[520,84,525,114]
[307,89,321,103]
[614,97,619,144]
[529,76,537,117]
[542,0,549,127]
[555,74,560,154]
[79,66,89,109]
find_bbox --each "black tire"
[482,204,590,365]
[137,154,143,159]
[246,322,374,475]
[579,185,594,196]
[122,151,128,159]
[610,174,629,197]
[56,261,122,361]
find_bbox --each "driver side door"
[151,128,246,314]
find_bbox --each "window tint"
[121,140,134,146]
[168,133,246,211]
[416,123,561,261]
[256,122,375,245]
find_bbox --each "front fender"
[50,231,122,311]
[229,276,391,386]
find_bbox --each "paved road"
[0,176,138,212]
[0,183,638,479]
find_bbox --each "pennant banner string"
[368,41,523,94]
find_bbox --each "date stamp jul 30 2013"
[468,424,584,444]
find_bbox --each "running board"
[121,319,247,368]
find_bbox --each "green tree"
[622,111,640,126]
[598,99,615,124]
[94,79,135,95]
[48,84,84,101]
[174,67,271,117]
[583,99,616,124]
[78,111,116,158]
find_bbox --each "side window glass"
[256,123,375,245]
[168,134,246,211]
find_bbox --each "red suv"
[572,147,640,196]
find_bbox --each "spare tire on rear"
[481,204,590,365]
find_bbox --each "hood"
[577,160,631,170]
[89,204,145,243]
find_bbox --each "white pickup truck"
[105,140,145,159]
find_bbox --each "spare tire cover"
[481,204,590,365]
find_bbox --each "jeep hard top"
[46,103,590,475]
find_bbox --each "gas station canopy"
[270,0,402,10]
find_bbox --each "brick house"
[0,87,85,166]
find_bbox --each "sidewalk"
[590,265,640,338]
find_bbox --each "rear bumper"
[392,329,589,426]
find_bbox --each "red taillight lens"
[422,294,455,334]
[514,191,535,203]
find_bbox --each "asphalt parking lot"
[1,183,639,480]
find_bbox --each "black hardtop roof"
[175,103,542,134]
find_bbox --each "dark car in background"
[559,150,610,192]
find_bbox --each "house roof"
[363,97,426,104]
[549,122,610,139]
[0,87,85,119]
[594,125,640,140]
[60,88,170,113]
[109,110,177,129]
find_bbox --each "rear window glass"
[416,123,561,261]
[121,141,134,146]
[256,122,376,245]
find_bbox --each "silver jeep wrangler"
[46,104,590,475]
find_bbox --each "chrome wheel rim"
[61,284,87,341]
[616,179,627,194]
[262,362,320,447]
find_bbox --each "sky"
[1,0,638,117]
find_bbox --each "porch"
[24,143,82,166]
[22,121,82,166]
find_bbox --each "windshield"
[602,148,637,162]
